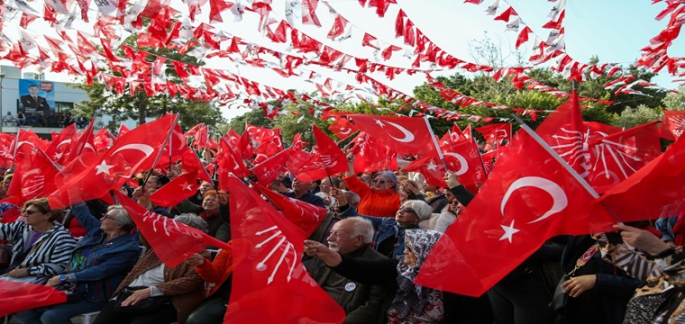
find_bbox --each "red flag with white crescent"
[346,114,436,156]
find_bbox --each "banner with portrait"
[18,79,55,115]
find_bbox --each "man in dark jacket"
[305,217,391,324]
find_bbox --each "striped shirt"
[0,222,77,278]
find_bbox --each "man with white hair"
[305,217,391,324]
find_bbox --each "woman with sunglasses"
[0,198,77,284]
[343,154,401,217]
[14,202,140,324]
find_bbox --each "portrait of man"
[20,84,51,112]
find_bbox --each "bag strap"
[568,243,601,277]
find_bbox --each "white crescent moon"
[113,144,154,158]
[443,153,468,175]
[450,131,460,143]
[17,141,35,148]
[56,139,72,149]
[386,121,415,143]
[339,128,352,135]
[501,176,568,224]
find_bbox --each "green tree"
[71,36,224,131]
[614,104,661,129]
[227,107,274,134]
[662,86,685,111]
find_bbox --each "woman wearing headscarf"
[14,202,140,324]
[343,154,401,217]
[0,198,77,284]
[93,214,208,324]
[305,229,444,323]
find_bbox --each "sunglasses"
[23,210,41,215]
[399,206,417,215]
[372,179,387,185]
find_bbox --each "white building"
[0,65,120,137]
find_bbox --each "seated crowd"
[1,149,685,324]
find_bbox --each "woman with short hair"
[0,198,77,284]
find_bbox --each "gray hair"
[107,205,135,230]
[342,190,361,206]
[403,200,433,222]
[174,213,208,233]
[344,217,374,244]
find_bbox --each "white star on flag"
[375,120,385,128]
[427,160,439,171]
[95,161,114,175]
[181,182,193,191]
[499,220,520,243]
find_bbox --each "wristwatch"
[59,274,67,283]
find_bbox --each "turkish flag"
[182,149,212,182]
[586,121,662,193]
[150,172,199,207]
[48,114,178,209]
[216,137,250,179]
[0,281,67,316]
[157,124,189,170]
[349,132,398,173]
[312,125,348,176]
[659,109,685,141]
[250,148,292,187]
[328,117,357,141]
[286,149,327,182]
[93,128,114,151]
[254,128,285,161]
[226,175,345,324]
[115,191,231,267]
[12,129,50,164]
[184,123,204,138]
[118,124,130,137]
[475,122,512,152]
[415,129,614,297]
[44,123,78,163]
[402,155,445,187]
[238,129,254,160]
[436,126,488,187]
[535,91,587,176]
[251,181,327,236]
[64,119,96,164]
[596,132,685,223]
[346,114,436,156]
[7,148,60,206]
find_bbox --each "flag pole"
[141,114,181,190]
[423,116,448,170]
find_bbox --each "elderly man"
[285,178,325,208]
[305,217,391,324]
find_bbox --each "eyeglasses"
[101,214,116,221]
[23,209,41,215]
[372,179,387,185]
[399,206,417,215]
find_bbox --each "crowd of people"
[0,140,684,324]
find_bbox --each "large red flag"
[181,149,212,182]
[115,191,231,267]
[237,129,255,160]
[157,124,189,170]
[586,121,661,193]
[215,137,250,190]
[48,114,178,209]
[346,114,436,156]
[0,281,66,316]
[149,171,199,207]
[93,127,114,151]
[254,128,285,162]
[226,175,345,324]
[286,149,328,182]
[402,155,446,187]
[12,129,50,164]
[251,181,327,236]
[659,109,685,141]
[349,132,398,173]
[415,128,614,297]
[0,133,14,168]
[596,133,685,223]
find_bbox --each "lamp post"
[0,74,4,133]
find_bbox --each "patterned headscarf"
[391,229,442,320]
